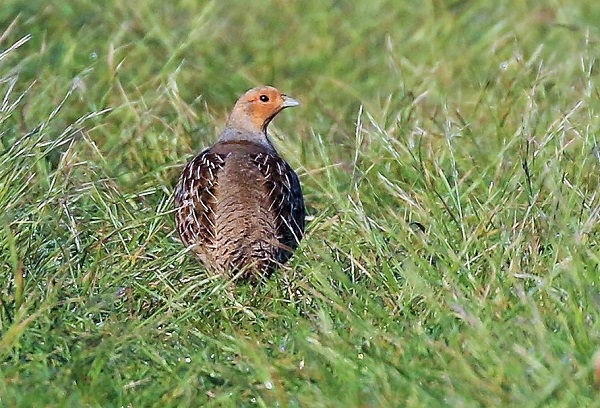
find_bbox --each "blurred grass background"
[1,0,599,406]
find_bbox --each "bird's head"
[227,86,299,133]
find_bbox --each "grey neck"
[217,127,276,152]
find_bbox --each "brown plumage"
[174,86,305,277]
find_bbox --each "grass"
[1,0,599,406]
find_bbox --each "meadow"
[1,1,599,406]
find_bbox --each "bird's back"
[175,140,304,276]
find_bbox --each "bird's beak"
[281,95,300,108]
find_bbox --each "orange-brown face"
[231,86,299,131]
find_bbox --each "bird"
[174,86,305,278]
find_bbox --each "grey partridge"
[174,86,305,277]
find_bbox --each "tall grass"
[1,1,599,406]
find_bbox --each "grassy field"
[1,0,599,406]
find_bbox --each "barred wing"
[253,152,305,264]
[174,151,227,252]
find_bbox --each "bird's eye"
[259,95,269,102]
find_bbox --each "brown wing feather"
[174,150,227,260]
[253,153,305,265]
